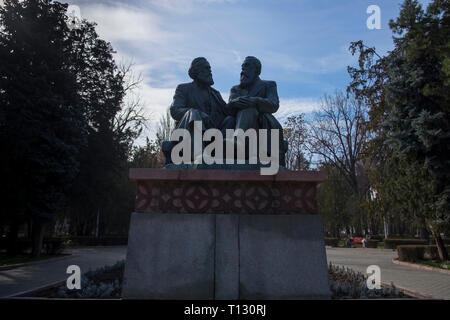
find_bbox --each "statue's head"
[189,57,214,86]
[240,56,261,88]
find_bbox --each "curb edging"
[392,258,450,275]
[381,281,435,299]
[2,279,66,299]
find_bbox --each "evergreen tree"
[349,0,449,260]
[383,0,449,260]
[0,0,86,256]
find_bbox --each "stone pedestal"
[122,169,330,299]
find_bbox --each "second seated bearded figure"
[227,56,287,166]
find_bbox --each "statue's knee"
[239,107,258,117]
[221,116,236,129]
[186,108,202,118]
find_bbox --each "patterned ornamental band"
[135,180,318,215]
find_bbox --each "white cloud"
[79,3,175,43]
[140,84,174,119]
[65,0,341,145]
[274,98,321,124]
[150,0,237,14]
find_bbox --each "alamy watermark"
[366,265,381,289]
[367,5,381,30]
[66,264,81,289]
[170,121,280,175]
[66,4,82,30]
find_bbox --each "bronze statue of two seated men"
[163,56,287,167]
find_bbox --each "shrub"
[369,235,384,241]
[43,238,65,255]
[69,236,128,246]
[429,238,450,245]
[367,240,379,248]
[30,260,408,299]
[328,263,405,299]
[397,245,426,262]
[55,260,125,298]
[384,239,428,249]
[397,245,450,262]
[324,238,339,247]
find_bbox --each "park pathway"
[1,246,449,299]
[326,247,450,299]
[0,246,127,298]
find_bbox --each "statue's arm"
[225,87,239,115]
[169,85,190,121]
[256,81,279,114]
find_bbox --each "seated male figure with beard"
[170,57,235,133]
[163,57,235,164]
[227,56,287,166]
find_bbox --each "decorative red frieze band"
[130,169,325,215]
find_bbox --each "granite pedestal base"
[122,212,330,299]
[122,169,330,300]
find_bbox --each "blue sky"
[65,0,432,139]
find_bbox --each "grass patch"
[414,260,450,270]
[0,253,68,267]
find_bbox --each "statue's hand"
[230,96,258,110]
[239,96,258,108]
[228,98,241,110]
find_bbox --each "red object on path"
[350,237,363,244]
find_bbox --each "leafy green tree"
[318,164,353,238]
[0,0,147,251]
[348,0,449,260]
[382,0,449,260]
[65,26,147,236]
[130,138,162,168]
[0,0,86,256]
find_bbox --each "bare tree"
[283,114,310,170]
[156,108,175,146]
[306,91,369,194]
[113,62,149,143]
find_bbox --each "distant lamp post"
[370,187,389,239]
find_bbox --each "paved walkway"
[1,246,449,299]
[0,246,127,298]
[326,247,450,299]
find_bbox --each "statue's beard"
[197,74,214,86]
[240,72,256,88]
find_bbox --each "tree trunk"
[383,216,389,239]
[31,218,47,258]
[420,227,430,240]
[429,224,449,261]
[6,220,20,256]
